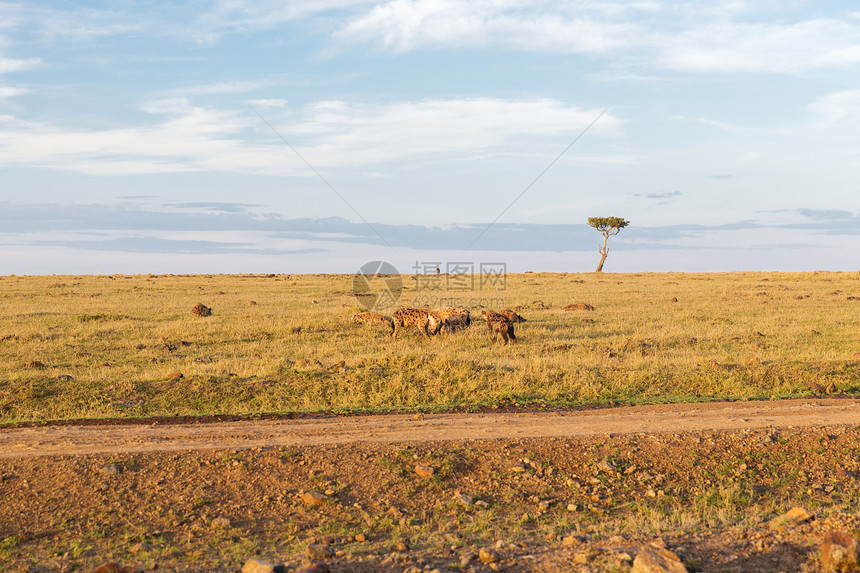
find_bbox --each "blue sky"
[1,1,859,274]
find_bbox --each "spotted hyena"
[433,307,471,333]
[191,303,212,317]
[481,309,516,344]
[499,309,526,323]
[393,308,445,338]
[353,312,395,335]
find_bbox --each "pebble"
[241,559,286,573]
[210,516,231,529]
[820,531,860,572]
[97,463,120,476]
[300,491,329,508]
[414,464,435,478]
[305,544,334,560]
[767,507,812,529]
[479,547,500,563]
[631,543,688,573]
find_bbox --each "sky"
[1,1,859,275]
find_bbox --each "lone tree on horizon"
[587,216,630,272]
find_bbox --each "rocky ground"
[3,414,860,572]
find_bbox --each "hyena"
[481,309,516,345]
[191,303,212,317]
[393,308,445,339]
[433,307,471,333]
[353,312,395,335]
[498,309,526,323]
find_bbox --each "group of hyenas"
[353,306,526,344]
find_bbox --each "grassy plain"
[1,271,859,424]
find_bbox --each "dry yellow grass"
[0,271,858,423]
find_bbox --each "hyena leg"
[507,325,517,343]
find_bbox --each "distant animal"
[563,303,594,311]
[481,309,516,345]
[498,309,526,323]
[393,308,445,338]
[433,307,471,332]
[353,312,395,335]
[191,303,212,317]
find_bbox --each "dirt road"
[4,397,859,458]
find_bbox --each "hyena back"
[393,308,445,338]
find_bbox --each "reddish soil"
[2,398,860,572]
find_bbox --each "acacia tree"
[587,216,630,272]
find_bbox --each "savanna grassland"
[1,271,859,424]
[3,272,860,573]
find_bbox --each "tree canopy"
[587,217,630,233]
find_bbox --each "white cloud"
[334,1,860,74]
[809,89,860,124]
[0,56,40,74]
[0,85,26,98]
[247,98,288,108]
[336,0,640,53]
[0,97,621,175]
[657,19,860,73]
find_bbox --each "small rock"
[479,547,500,563]
[128,542,152,553]
[414,464,435,478]
[210,516,231,529]
[92,564,143,573]
[562,536,578,547]
[821,531,860,572]
[768,507,813,529]
[354,533,366,542]
[392,540,409,552]
[300,491,329,508]
[167,372,184,380]
[306,544,334,560]
[573,552,592,564]
[241,558,286,573]
[596,459,616,473]
[631,543,688,573]
[97,463,120,476]
[454,492,473,505]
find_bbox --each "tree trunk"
[595,249,608,272]
[595,233,610,272]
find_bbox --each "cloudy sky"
[1,1,859,274]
